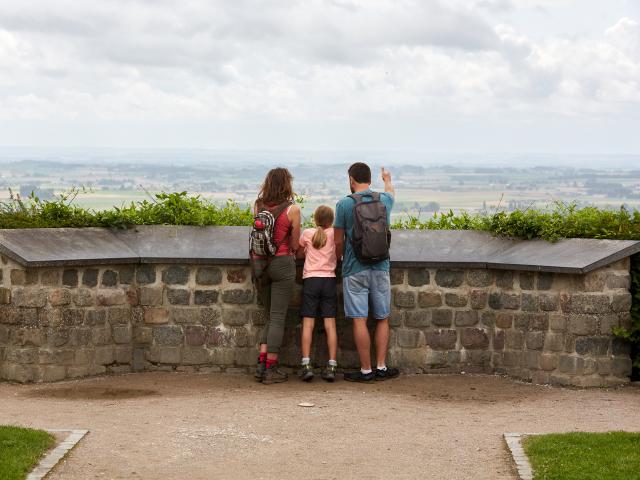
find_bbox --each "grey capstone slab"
[1,227,639,273]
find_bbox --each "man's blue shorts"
[342,269,391,320]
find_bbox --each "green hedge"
[1,190,639,369]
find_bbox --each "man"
[334,162,400,382]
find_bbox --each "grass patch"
[0,425,55,480]
[523,432,640,480]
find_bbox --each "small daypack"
[249,201,291,258]
[349,192,391,264]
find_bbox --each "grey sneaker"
[262,364,288,384]
[321,364,337,382]
[299,364,314,382]
[254,361,266,382]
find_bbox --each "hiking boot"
[375,367,400,381]
[262,364,288,384]
[299,364,314,382]
[321,364,337,382]
[343,370,375,383]
[254,361,266,382]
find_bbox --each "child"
[297,205,338,382]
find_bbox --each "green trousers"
[254,255,296,353]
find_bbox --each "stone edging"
[503,433,534,480]
[27,429,88,480]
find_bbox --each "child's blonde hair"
[312,205,334,249]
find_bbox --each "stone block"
[107,307,131,325]
[201,307,222,326]
[426,330,457,350]
[10,269,37,286]
[222,309,248,326]
[196,267,223,285]
[166,288,190,305]
[488,293,501,310]
[249,309,267,326]
[445,293,467,308]
[114,345,133,364]
[61,269,78,287]
[575,337,609,356]
[418,291,442,308]
[153,325,183,346]
[118,266,135,285]
[611,293,632,313]
[495,313,513,329]
[73,289,94,307]
[505,330,524,350]
[0,307,38,326]
[431,310,452,327]
[139,287,163,306]
[435,269,465,288]
[599,314,619,335]
[390,269,405,285]
[519,272,534,290]
[185,325,206,346]
[481,311,495,327]
[39,365,67,382]
[529,314,549,331]
[206,327,231,347]
[611,357,632,378]
[460,328,489,349]
[521,294,538,312]
[501,293,520,310]
[537,272,554,290]
[407,269,429,287]
[144,308,169,324]
[94,346,115,365]
[195,290,219,305]
[493,330,505,350]
[137,265,156,285]
[494,271,513,289]
[612,338,631,356]
[227,268,248,283]
[12,288,47,308]
[606,274,630,290]
[83,309,105,327]
[549,314,567,332]
[133,326,153,344]
[210,348,235,365]
[525,351,540,369]
[183,347,210,365]
[469,290,487,309]
[539,354,558,371]
[558,355,584,374]
[158,346,182,364]
[0,287,10,305]
[502,351,523,367]
[12,328,46,347]
[531,371,550,385]
[568,294,611,314]
[394,291,416,309]
[112,325,132,344]
[389,311,403,327]
[454,310,478,327]
[222,289,253,304]
[61,308,84,326]
[97,290,126,306]
[525,332,545,350]
[538,294,559,312]
[397,329,423,348]
[101,269,118,288]
[467,269,493,288]
[543,332,564,352]
[82,268,99,287]
[163,266,190,285]
[230,327,251,347]
[568,315,597,336]
[41,269,61,286]
[404,310,430,328]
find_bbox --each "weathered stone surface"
[575,337,609,356]
[537,272,554,290]
[166,288,190,305]
[559,355,584,374]
[612,338,631,356]
[82,268,99,287]
[139,287,163,306]
[404,310,430,328]
[460,328,489,349]
[493,330,505,350]
[41,269,60,286]
[455,310,478,327]
[222,289,253,305]
[195,290,219,305]
[525,332,545,350]
[435,269,465,288]
[543,332,564,352]
[495,313,512,329]
[611,293,632,313]
[521,294,538,312]
[62,269,78,287]
[144,308,169,324]
[13,288,47,308]
[10,269,37,286]
[227,268,248,283]
[549,314,567,332]
[390,269,405,285]
[0,287,10,305]
[107,307,131,325]
[467,269,493,288]
[101,269,118,287]
[137,265,156,285]
[158,346,181,364]
[494,271,513,289]
[488,293,501,310]
[568,294,611,314]
[163,266,190,285]
[112,325,132,344]
[539,294,559,312]
[394,291,416,309]
[431,309,452,327]
[426,330,457,350]
[201,307,222,326]
[445,293,467,308]
[222,309,248,326]
[153,325,183,346]
[569,315,597,336]
[249,309,267,326]
[505,330,524,350]
[418,291,442,308]
[185,325,206,346]
[500,293,520,310]
[469,290,487,309]
[48,289,71,307]
[182,347,210,365]
[94,346,115,365]
[60,308,84,326]
[97,290,126,306]
[611,357,632,377]
[397,329,423,348]
[407,269,429,287]
[73,288,94,307]
[0,307,38,325]
[519,272,534,290]
[118,266,135,285]
[196,267,222,285]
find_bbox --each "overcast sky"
[0,0,639,155]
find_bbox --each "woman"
[252,167,301,384]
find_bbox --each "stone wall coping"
[1,225,639,273]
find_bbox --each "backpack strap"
[349,192,381,203]
[270,201,292,220]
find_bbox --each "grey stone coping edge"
[26,429,89,480]
[503,433,534,480]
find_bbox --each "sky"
[0,0,639,155]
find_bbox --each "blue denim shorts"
[343,269,391,320]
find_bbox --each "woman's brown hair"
[257,168,294,207]
[311,205,334,249]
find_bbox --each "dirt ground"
[1,372,639,480]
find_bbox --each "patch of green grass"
[523,432,640,480]
[0,425,55,480]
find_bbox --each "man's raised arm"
[381,167,394,197]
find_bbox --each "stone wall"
[0,252,633,386]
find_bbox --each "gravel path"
[1,372,639,480]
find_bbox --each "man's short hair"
[348,162,371,184]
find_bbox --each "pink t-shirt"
[300,227,337,279]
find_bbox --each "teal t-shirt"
[334,189,394,277]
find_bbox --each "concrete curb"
[27,429,88,480]
[503,433,534,480]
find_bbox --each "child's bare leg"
[301,317,315,360]
[323,317,337,362]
